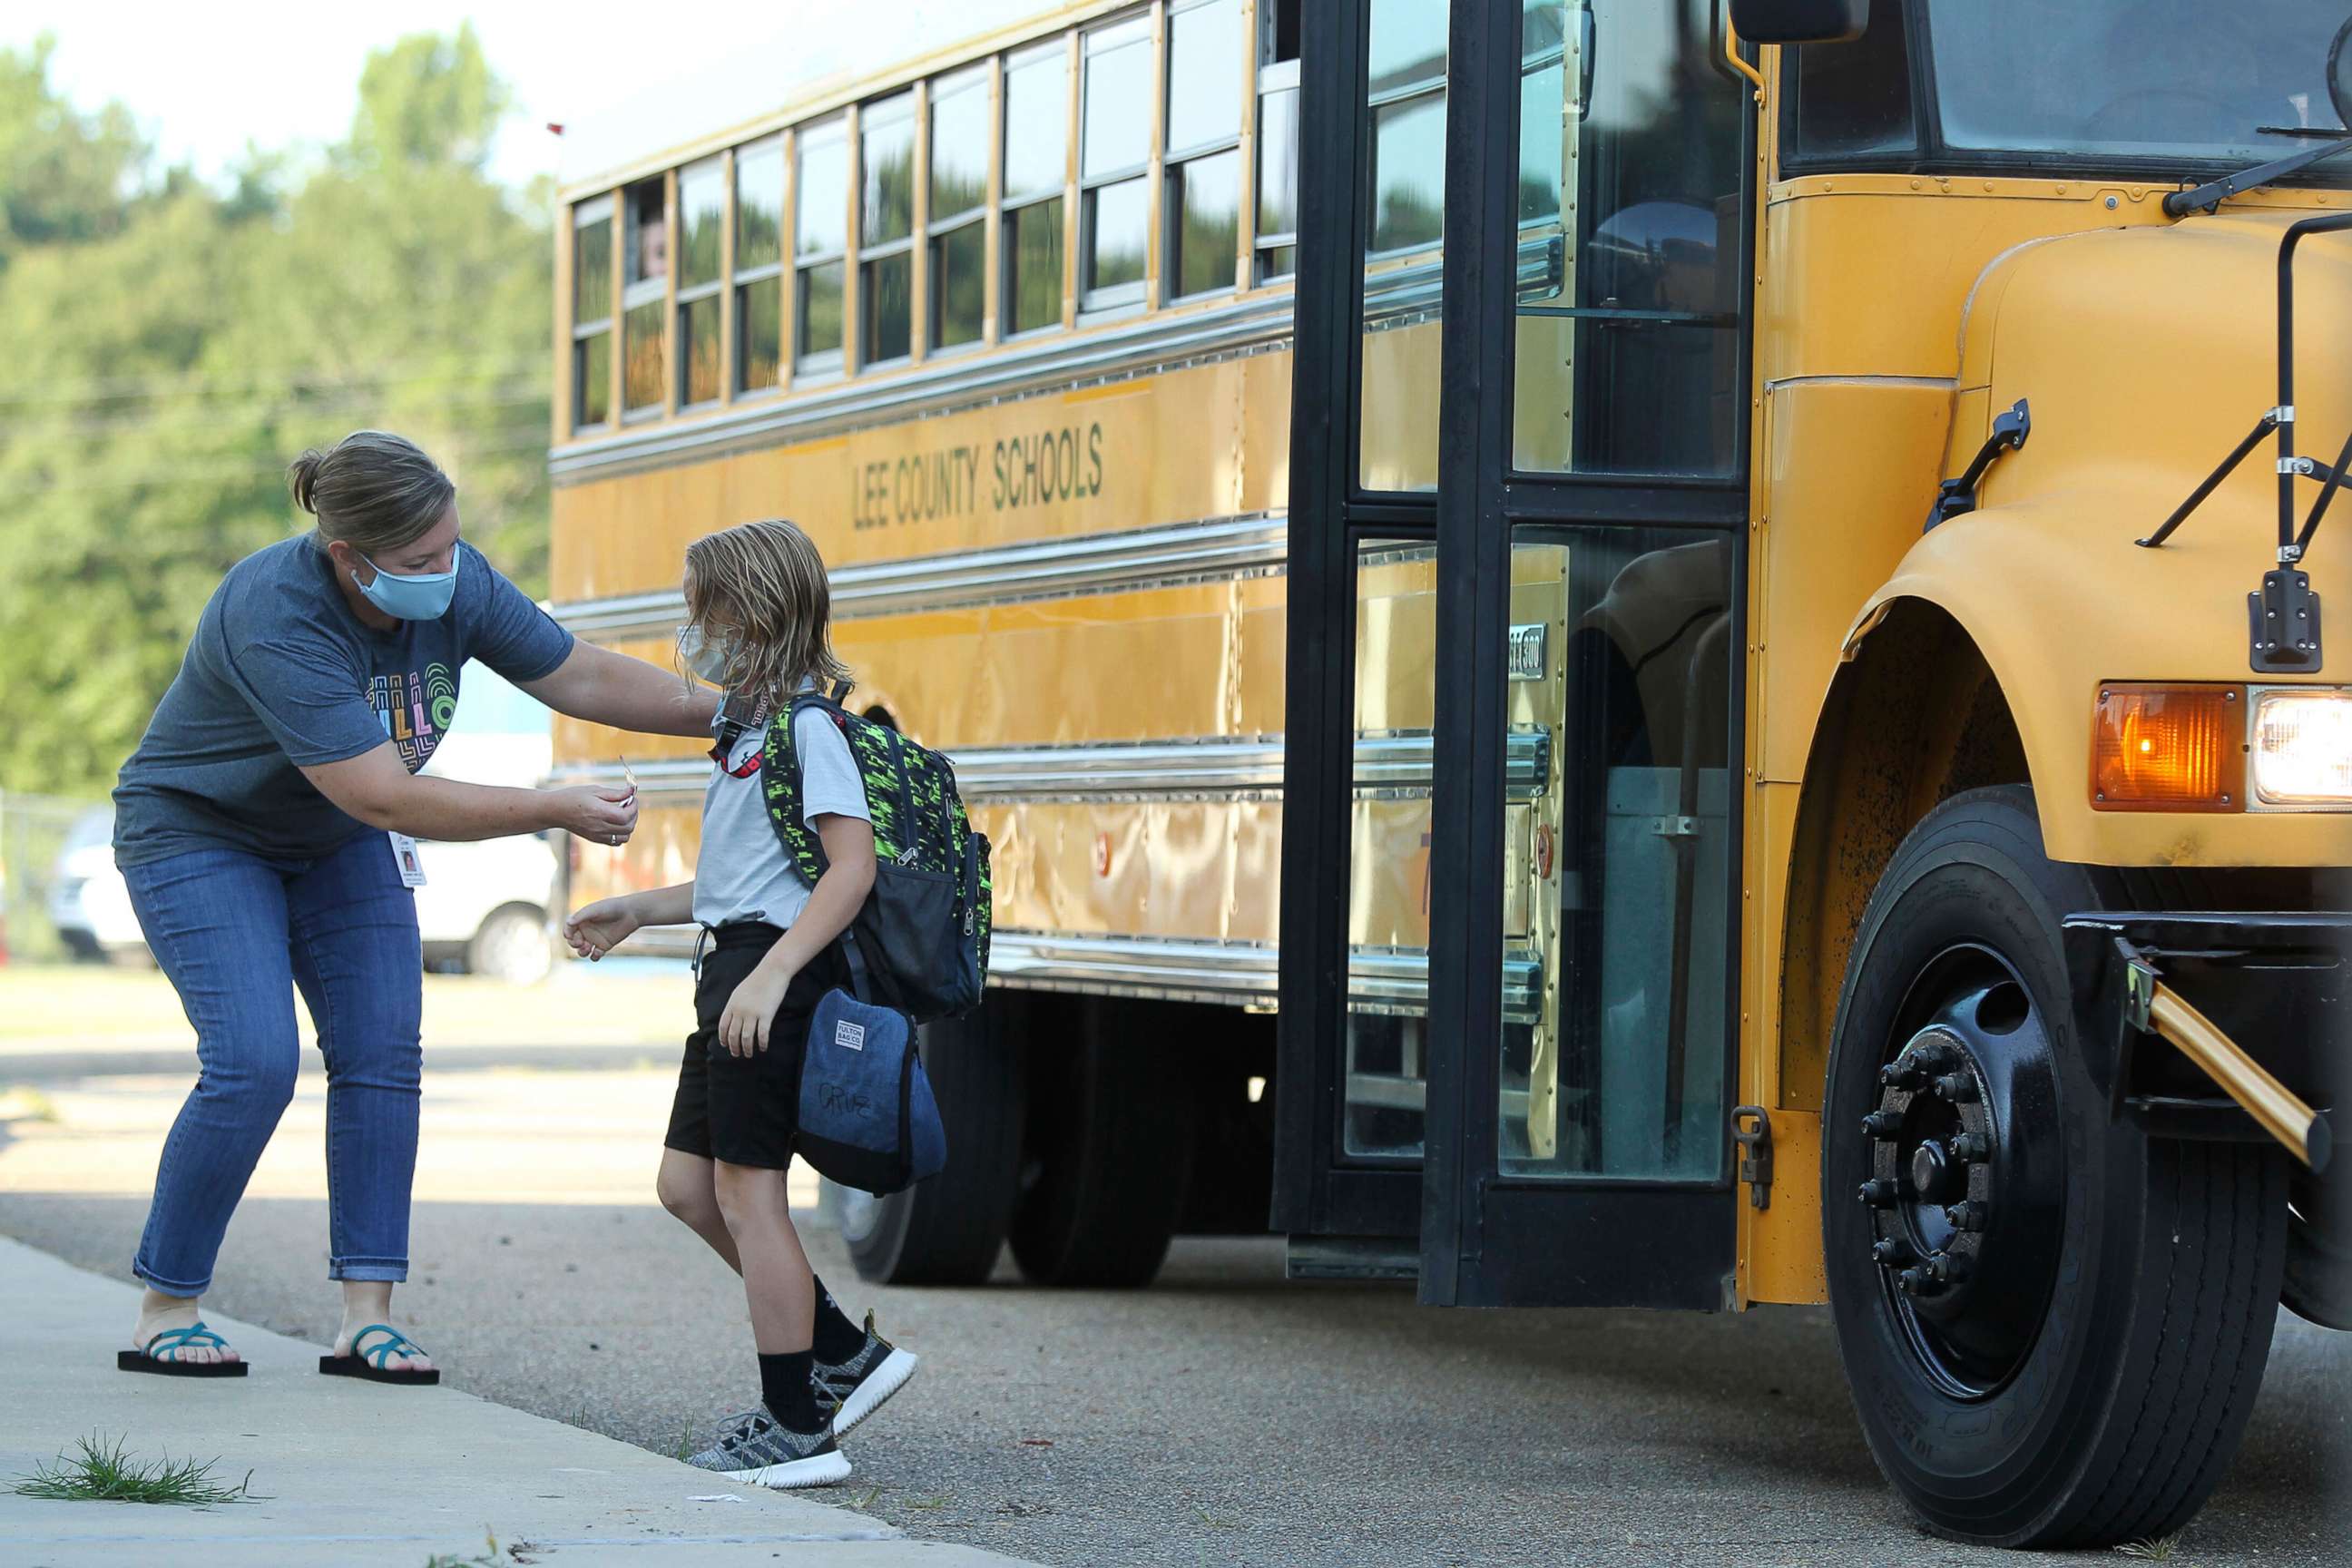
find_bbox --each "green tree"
[0,34,145,264]
[0,28,553,800]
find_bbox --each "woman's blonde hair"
[681,518,850,701]
[289,430,455,554]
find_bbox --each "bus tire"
[1822,785,2288,1548]
[1008,998,1192,1289]
[833,995,1025,1286]
[2283,1167,2352,1328]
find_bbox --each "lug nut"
[1929,1251,1969,1285]
[1879,1060,1925,1090]
[1861,1110,1904,1139]
[1858,1178,1899,1208]
[1950,1132,1990,1161]
[1896,1267,1935,1296]
[1872,1238,1916,1268]
[1933,1072,1977,1103]
[1945,1200,1984,1231]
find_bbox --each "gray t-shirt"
[693,700,870,930]
[113,536,573,867]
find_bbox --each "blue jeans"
[122,831,423,1296]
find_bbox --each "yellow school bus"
[548,0,2350,1545]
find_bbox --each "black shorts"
[662,924,849,1171]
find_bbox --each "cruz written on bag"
[760,691,992,1023]
[796,968,947,1195]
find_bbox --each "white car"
[53,665,563,985]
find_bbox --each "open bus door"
[1279,0,1758,1307]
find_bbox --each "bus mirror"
[2329,16,2352,132]
[1728,0,1868,45]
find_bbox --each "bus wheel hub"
[1857,968,2067,1399]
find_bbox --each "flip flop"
[117,1321,248,1377]
[318,1322,440,1386]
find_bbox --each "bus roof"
[554,0,1103,196]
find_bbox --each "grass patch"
[11,1433,257,1507]
[2116,1534,2186,1563]
[426,1527,543,1566]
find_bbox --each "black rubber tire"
[2283,1166,2352,1328]
[1008,997,1193,1289]
[836,995,1026,1286]
[1823,786,2289,1548]
[466,904,554,985]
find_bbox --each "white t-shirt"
[693,698,870,930]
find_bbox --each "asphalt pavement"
[4,976,2347,1566]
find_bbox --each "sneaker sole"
[834,1348,920,1436]
[723,1450,853,1490]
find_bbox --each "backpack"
[759,691,992,1023]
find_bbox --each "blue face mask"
[355,543,463,621]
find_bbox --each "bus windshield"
[1925,0,2350,178]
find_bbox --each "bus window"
[1367,0,1446,252]
[1002,42,1069,336]
[1781,0,1916,167]
[1081,16,1152,311]
[1255,0,1300,282]
[928,65,989,350]
[1344,539,1439,1161]
[1358,0,1447,493]
[860,93,916,366]
[676,155,726,407]
[796,118,848,376]
[733,136,784,394]
[1510,0,1744,477]
[622,177,667,416]
[1164,0,1242,300]
[1502,529,1734,1180]
[570,199,613,430]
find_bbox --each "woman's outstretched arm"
[521,641,720,738]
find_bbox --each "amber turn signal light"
[2092,684,2244,811]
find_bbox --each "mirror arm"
[1724,20,1768,102]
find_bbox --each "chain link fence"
[0,790,110,965]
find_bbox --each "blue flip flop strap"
[348,1323,424,1367]
[144,1322,228,1361]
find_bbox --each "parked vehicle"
[54,665,561,984]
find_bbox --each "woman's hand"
[563,896,642,961]
[549,784,638,848]
[718,960,796,1056]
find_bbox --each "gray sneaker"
[685,1406,850,1490]
[814,1312,921,1436]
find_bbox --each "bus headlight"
[2251,689,2352,807]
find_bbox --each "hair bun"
[287,449,328,514]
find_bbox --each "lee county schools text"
[853,423,1107,529]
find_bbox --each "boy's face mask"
[678,623,735,685]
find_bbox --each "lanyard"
[710,692,770,779]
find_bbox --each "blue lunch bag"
[797,933,948,1196]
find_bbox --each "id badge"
[388,832,427,888]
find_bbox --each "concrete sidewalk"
[0,1240,1039,1567]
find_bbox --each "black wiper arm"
[2165,133,2352,216]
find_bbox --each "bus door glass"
[1420,0,1752,1308]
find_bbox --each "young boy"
[564,518,917,1488]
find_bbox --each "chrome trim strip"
[552,514,1289,642]
[550,730,1550,802]
[607,929,1539,1017]
[550,291,1296,485]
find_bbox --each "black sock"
[811,1277,866,1364]
[759,1349,819,1431]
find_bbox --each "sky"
[6,0,1048,192]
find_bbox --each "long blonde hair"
[681,518,850,701]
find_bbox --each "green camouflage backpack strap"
[760,690,921,872]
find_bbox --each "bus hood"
[1910,207,2352,673]
[1851,207,2352,864]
